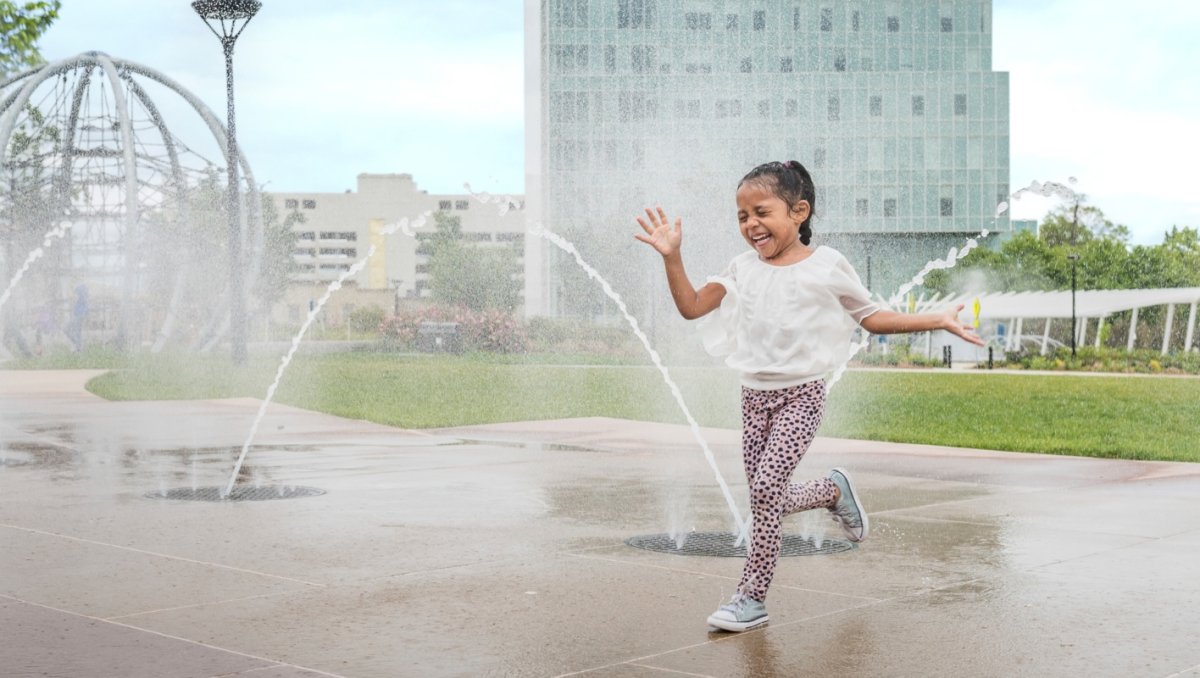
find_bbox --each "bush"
[1004,346,1200,374]
[347,305,386,333]
[850,341,943,368]
[380,305,527,353]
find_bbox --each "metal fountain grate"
[625,532,853,557]
[146,485,326,502]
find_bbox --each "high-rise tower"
[526,1,1010,317]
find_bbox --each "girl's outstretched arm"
[635,206,726,320]
[859,304,986,346]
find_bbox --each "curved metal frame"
[0,52,265,352]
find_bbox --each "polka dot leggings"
[737,380,839,602]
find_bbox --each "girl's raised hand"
[634,206,682,257]
[942,304,987,347]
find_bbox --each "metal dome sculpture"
[0,50,265,353]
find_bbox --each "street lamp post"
[192,0,261,364]
[1069,202,1080,359]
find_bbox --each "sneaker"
[828,467,869,542]
[706,594,768,632]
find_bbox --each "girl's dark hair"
[738,160,816,245]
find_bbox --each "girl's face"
[736,181,810,261]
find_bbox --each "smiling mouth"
[751,234,771,245]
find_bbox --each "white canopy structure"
[891,288,1200,355]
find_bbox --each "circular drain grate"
[146,485,326,501]
[626,532,853,557]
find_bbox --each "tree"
[427,211,521,313]
[0,1,60,76]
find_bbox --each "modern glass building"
[525,0,1010,317]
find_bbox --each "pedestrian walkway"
[2,370,1198,677]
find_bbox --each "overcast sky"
[37,1,1198,245]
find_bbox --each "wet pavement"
[1,369,1198,677]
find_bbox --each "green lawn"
[68,352,1200,462]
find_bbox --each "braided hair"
[738,160,816,245]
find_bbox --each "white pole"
[1095,315,1104,348]
[1041,317,1051,355]
[1185,301,1198,352]
[1014,317,1024,352]
[1162,303,1175,355]
[1078,317,1088,346]
[1127,307,1139,351]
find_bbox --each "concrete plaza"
[1,370,1198,677]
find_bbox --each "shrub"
[347,305,386,333]
[380,305,526,353]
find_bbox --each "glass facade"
[528,0,1010,315]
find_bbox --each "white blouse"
[699,245,880,390]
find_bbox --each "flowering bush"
[1005,346,1200,374]
[379,305,527,354]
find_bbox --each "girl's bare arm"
[635,207,726,320]
[859,304,985,346]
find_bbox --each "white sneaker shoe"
[828,467,869,542]
[706,594,768,632]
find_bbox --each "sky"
[36,0,1200,245]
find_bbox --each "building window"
[684,12,710,29]
[856,199,868,216]
[464,232,492,242]
[757,100,770,117]
[284,199,298,209]
[940,198,954,216]
[715,99,742,118]
[438,200,452,210]
[632,45,655,72]
[455,200,469,210]
[827,96,839,121]
[298,231,315,241]
[887,16,899,32]
[793,7,801,29]
[785,99,798,117]
[618,0,655,28]
[604,45,616,72]
[687,99,701,117]
[870,95,882,117]
[302,199,316,209]
[820,8,832,31]
[780,57,793,72]
[884,198,897,217]
[954,94,967,116]
[497,233,525,243]
[753,10,765,30]
[813,147,826,168]
[726,13,738,30]
[852,10,860,31]
[834,50,846,71]
[739,57,752,73]
[941,17,953,32]
[912,95,924,116]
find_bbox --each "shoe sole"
[831,466,869,542]
[706,613,769,632]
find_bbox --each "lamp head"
[192,0,261,23]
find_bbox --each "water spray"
[467,187,752,546]
[0,221,70,315]
[829,178,1080,386]
[221,211,432,498]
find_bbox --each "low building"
[268,173,525,327]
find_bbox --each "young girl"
[635,160,984,632]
